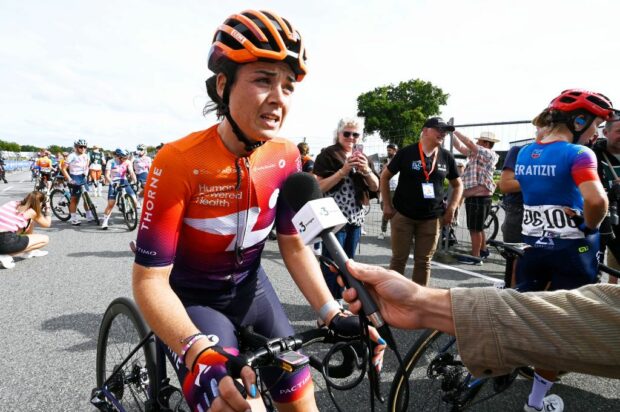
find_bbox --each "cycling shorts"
[516,235,599,292]
[107,179,135,200]
[465,196,492,232]
[136,172,148,184]
[165,266,312,408]
[69,174,87,197]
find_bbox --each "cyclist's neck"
[217,121,256,157]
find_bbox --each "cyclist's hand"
[340,260,424,331]
[185,346,257,412]
[563,207,598,235]
[327,312,386,373]
[68,179,77,186]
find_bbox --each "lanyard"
[418,143,438,182]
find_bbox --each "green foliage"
[0,139,21,151]
[357,79,449,148]
[47,144,72,154]
[20,144,40,152]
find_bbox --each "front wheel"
[388,329,483,412]
[122,194,138,231]
[95,297,157,411]
[83,192,100,226]
[483,210,499,241]
[49,189,71,221]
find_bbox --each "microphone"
[282,172,396,349]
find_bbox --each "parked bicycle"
[388,239,620,411]
[91,297,382,412]
[49,181,100,225]
[482,200,500,242]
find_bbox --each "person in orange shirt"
[35,151,53,193]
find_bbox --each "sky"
[1,0,619,155]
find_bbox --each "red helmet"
[208,10,307,81]
[548,89,614,120]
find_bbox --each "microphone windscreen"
[281,172,323,212]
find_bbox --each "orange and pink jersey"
[134,124,302,288]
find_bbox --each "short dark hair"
[387,143,397,150]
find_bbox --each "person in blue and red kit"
[514,89,614,412]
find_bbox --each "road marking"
[2,186,13,192]
[427,259,504,287]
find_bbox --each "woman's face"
[221,61,295,142]
[577,117,604,145]
[337,126,360,153]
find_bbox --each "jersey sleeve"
[275,143,302,235]
[387,148,404,175]
[571,147,600,186]
[134,144,193,267]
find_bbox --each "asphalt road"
[0,170,617,411]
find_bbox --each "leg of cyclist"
[101,183,117,230]
[123,178,140,209]
[89,169,100,197]
[68,173,86,225]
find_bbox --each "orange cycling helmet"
[208,10,307,82]
[548,89,614,120]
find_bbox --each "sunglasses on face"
[78,146,87,149]
[342,131,360,138]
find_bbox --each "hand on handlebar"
[184,346,258,412]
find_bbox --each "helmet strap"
[221,83,265,153]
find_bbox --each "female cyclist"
[515,89,614,412]
[101,148,138,230]
[132,10,384,412]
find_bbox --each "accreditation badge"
[422,182,435,199]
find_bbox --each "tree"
[20,144,40,152]
[357,79,449,148]
[0,139,21,152]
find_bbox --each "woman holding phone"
[313,117,379,301]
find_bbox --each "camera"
[608,182,620,226]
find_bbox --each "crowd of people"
[2,8,618,412]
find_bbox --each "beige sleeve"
[450,284,620,379]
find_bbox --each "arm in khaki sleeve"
[451,284,620,378]
[278,233,342,324]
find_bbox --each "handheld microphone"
[282,172,396,349]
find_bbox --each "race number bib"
[522,205,584,239]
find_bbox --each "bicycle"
[388,239,620,411]
[110,181,139,231]
[91,297,382,412]
[49,181,100,225]
[482,201,500,242]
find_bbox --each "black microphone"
[282,172,396,349]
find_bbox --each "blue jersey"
[515,141,599,244]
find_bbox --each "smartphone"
[353,144,364,155]
[276,350,309,372]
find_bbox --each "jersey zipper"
[234,157,252,267]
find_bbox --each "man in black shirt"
[380,117,463,285]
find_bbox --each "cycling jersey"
[108,159,130,181]
[134,125,300,288]
[65,152,89,176]
[515,140,600,291]
[133,155,152,175]
[515,141,598,242]
[36,157,53,174]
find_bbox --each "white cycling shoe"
[524,394,564,412]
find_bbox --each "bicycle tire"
[96,297,157,411]
[483,209,499,241]
[84,192,100,226]
[49,189,71,221]
[388,329,484,412]
[122,194,138,231]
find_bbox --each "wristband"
[319,300,342,323]
[179,333,207,367]
[361,169,371,176]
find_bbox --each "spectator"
[378,143,398,240]
[297,141,315,172]
[88,145,106,197]
[452,131,500,264]
[314,117,379,301]
[0,191,51,269]
[380,117,462,286]
[341,260,620,379]
[498,145,524,287]
[593,115,620,284]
